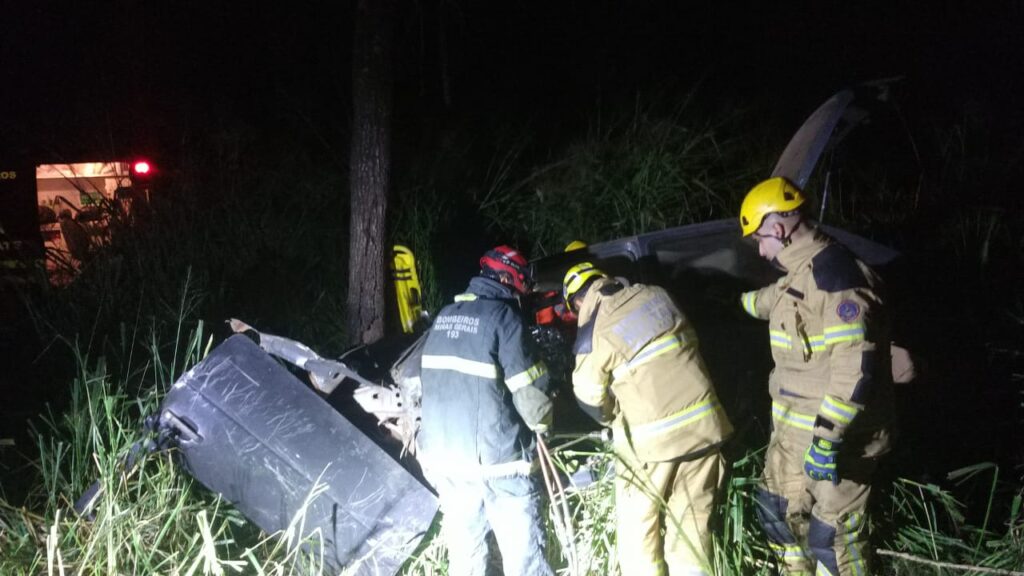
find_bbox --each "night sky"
[3,1,1023,164]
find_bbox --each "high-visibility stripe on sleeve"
[823,323,865,345]
[820,395,860,425]
[611,332,691,380]
[770,330,793,350]
[628,398,721,440]
[453,293,477,302]
[421,354,498,379]
[771,401,815,432]
[742,291,759,317]
[505,361,548,392]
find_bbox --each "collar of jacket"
[463,275,519,301]
[576,276,621,324]
[775,225,832,273]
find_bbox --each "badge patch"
[836,300,861,322]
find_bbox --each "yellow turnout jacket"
[573,278,733,462]
[740,228,893,450]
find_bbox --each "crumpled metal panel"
[162,334,437,575]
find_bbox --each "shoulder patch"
[836,299,861,323]
[811,244,869,292]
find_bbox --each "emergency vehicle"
[0,159,154,285]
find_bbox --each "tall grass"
[0,315,345,574]
[880,465,1024,575]
[476,98,767,256]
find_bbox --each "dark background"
[3,1,1022,165]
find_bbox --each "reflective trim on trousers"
[770,542,808,560]
[844,512,867,576]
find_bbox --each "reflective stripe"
[845,512,866,576]
[772,401,815,432]
[506,361,548,392]
[808,335,826,352]
[453,293,477,302]
[742,291,758,317]
[769,542,807,559]
[629,398,720,440]
[611,332,690,380]
[820,395,859,425]
[770,330,793,349]
[816,564,836,576]
[421,355,498,379]
[823,323,865,345]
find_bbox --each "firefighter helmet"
[564,240,587,252]
[563,262,607,312]
[739,177,806,237]
[480,245,532,294]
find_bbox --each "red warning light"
[133,161,152,175]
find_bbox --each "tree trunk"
[347,0,394,346]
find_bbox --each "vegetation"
[2,90,1023,574]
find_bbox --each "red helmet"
[480,245,532,294]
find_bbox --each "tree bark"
[347,0,394,345]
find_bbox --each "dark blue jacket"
[419,276,553,475]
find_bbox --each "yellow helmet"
[564,240,588,252]
[563,262,607,311]
[739,177,806,237]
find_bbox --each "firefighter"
[418,245,554,576]
[738,177,893,575]
[563,262,733,576]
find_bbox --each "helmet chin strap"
[779,216,804,248]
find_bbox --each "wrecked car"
[77,81,909,575]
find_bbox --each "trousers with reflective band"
[760,425,876,576]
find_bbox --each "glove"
[804,436,840,484]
